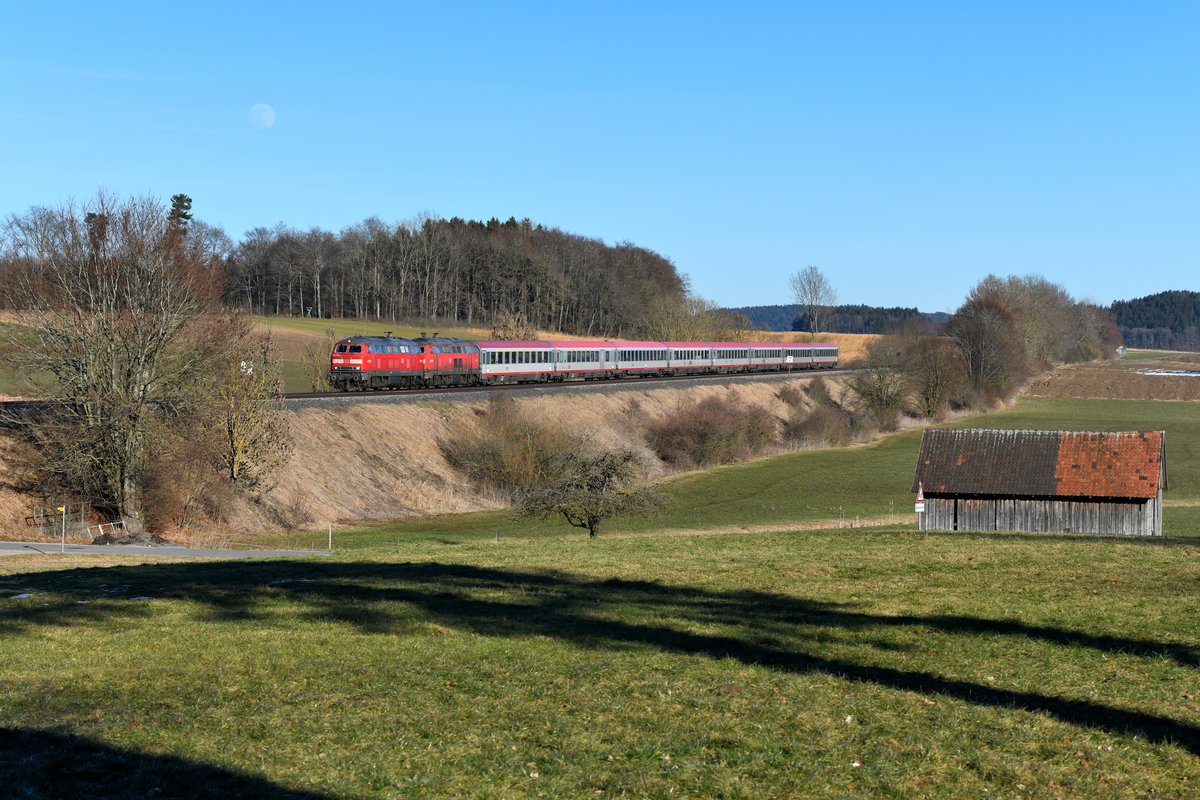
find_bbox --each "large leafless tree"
[0,193,227,527]
[789,265,837,341]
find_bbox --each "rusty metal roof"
[912,429,1165,499]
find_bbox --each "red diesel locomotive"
[330,335,837,391]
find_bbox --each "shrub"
[805,377,832,407]
[776,384,805,409]
[441,395,578,495]
[851,368,907,431]
[645,396,776,468]
[783,404,852,447]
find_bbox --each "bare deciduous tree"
[489,311,538,340]
[789,265,837,341]
[515,448,667,538]
[301,327,338,392]
[946,296,1028,402]
[851,341,909,431]
[0,193,223,528]
[900,336,966,419]
[638,292,750,342]
[209,322,291,490]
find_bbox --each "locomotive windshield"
[335,345,348,353]
[349,345,363,353]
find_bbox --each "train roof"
[543,340,618,349]
[339,335,419,345]
[663,341,838,348]
[413,336,476,345]
[475,340,554,349]
[468,338,839,350]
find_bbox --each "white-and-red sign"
[915,482,925,514]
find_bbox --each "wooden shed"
[912,429,1166,536]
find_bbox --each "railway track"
[284,367,857,409]
[0,368,859,417]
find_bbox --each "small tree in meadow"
[516,448,667,538]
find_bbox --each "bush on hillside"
[440,395,579,496]
[645,395,776,468]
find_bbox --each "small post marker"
[328,523,333,552]
[915,482,925,528]
[57,506,66,553]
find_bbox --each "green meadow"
[2,395,1199,798]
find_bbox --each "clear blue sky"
[2,2,1196,312]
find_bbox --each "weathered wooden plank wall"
[918,495,1161,536]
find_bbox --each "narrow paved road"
[0,541,328,559]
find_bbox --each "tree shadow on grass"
[0,727,335,800]
[3,559,1200,756]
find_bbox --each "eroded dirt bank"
[259,375,857,531]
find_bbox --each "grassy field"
[1122,348,1199,361]
[2,395,1198,798]
[2,530,1198,798]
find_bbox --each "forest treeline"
[729,303,947,334]
[225,215,685,337]
[1110,290,1200,351]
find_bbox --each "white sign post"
[915,482,925,515]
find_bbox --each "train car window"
[335,345,347,353]
[349,345,362,353]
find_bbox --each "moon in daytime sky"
[249,103,276,129]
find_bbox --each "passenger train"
[329,335,837,391]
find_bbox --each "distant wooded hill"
[729,304,949,334]
[1110,290,1200,351]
